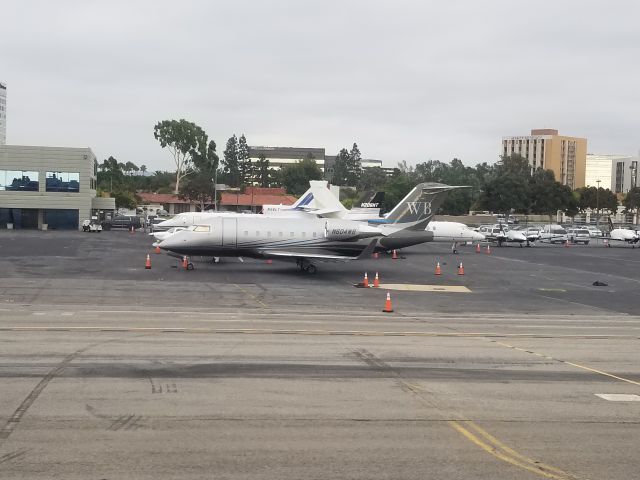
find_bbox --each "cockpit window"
[193,225,211,232]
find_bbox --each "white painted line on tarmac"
[595,394,640,402]
[378,284,471,293]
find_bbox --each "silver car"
[566,228,590,245]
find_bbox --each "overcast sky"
[2,0,639,171]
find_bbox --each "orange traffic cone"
[382,292,394,313]
[266,259,273,264]
[392,249,398,260]
[145,254,151,269]
[182,256,188,270]
[155,245,161,254]
[363,272,369,288]
[373,252,379,259]
[457,262,465,275]
[435,262,442,275]
[129,225,134,235]
[476,243,481,254]
[373,272,380,288]
[564,239,570,247]
[485,244,491,255]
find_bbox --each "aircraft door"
[222,218,237,247]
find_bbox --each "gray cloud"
[2,0,639,170]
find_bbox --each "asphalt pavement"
[0,230,639,479]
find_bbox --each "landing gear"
[296,259,318,274]
[451,241,459,254]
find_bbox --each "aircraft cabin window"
[193,225,210,232]
[313,231,317,237]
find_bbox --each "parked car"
[539,224,568,244]
[101,215,143,230]
[566,228,590,245]
[585,225,603,238]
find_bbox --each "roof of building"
[137,192,193,204]
[249,146,325,160]
[220,187,297,207]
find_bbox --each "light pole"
[596,179,601,228]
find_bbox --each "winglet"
[356,239,378,260]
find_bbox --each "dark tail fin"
[385,183,462,230]
[355,191,384,209]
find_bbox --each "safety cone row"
[145,254,151,269]
[382,292,394,313]
[435,262,442,276]
[485,244,491,255]
[266,259,273,264]
[391,249,398,260]
[155,245,161,254]
[457,262,465,276]
[363,272,369,288]
[476,243,481,254]
[564,239,571,248]
[373,252,379,259]
[373,272,380,288]
[182,256,189,270]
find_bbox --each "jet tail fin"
[384,183,464,231]
[354,191,385,209]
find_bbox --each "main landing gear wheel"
[297,259,317,274]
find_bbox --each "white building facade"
[0,82,6,145]
[611,156,639,194]
[584,154,623,189]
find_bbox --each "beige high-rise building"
[501,129,587,189]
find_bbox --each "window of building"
[0,170,39,191]
[46,171,80,192]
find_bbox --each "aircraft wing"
[259,239,378,262]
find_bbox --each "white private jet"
[425,221,485,253]
[606,219,640,247]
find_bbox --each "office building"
[611,156,639,194]
[0,145,115,229]
[584,154,628,190]
[249,146,326,171]
[502,129,587,188]
[0,82,6,145]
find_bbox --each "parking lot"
[1,230,639,479]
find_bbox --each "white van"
[540,225,568,244]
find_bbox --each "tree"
[530,169,576,221]
[280,158,323,195]
[624,187,640,224]
[180,140,220,211]
[237,134,252,185]
[97,156,124,192]
[153,119,208,194]
[140,165,147,175]
[255,153,271,187]
[358,167,387,191]
[332,143,362,186]
[476,174,530,215]
[222,135,240,187]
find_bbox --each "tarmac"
[0,229,639,479]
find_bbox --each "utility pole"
[596,179,601,229]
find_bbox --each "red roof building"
[220,187,297,212]
[137,192,197,214]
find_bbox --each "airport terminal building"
[0,145,115,230]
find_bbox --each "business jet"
[606,218,640,247]
[157,183,458,272]
[425,221,485,253]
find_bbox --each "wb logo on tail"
[406,201,432,216]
